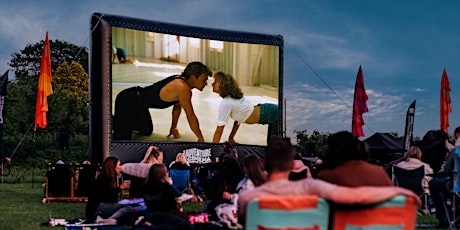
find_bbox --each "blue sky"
[1,0,459,140]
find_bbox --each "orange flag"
[440,68,451,134]
[34,32,53,131]
[352,65,368,137]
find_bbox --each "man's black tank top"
[138,75,187,109]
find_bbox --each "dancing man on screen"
[211,71,279,144]
[113,62,212,141]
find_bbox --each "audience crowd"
[75,127,460,229]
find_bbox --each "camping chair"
[393,165,430,215]
[441,146,460,229]
[45,163,74,203]
[73,164,99,201]
[331,194,418,230]
[246,195,330,230]
[169,168,191,193]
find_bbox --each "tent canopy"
[364,132,404,162]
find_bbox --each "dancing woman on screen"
[211,71,279,144]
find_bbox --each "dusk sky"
[1,0,459,140]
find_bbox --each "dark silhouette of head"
[322,131,368,169]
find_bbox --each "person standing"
[113,62,212,141]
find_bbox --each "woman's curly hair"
[213,71,244,99]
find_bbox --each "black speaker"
[304,142,316,157]
[55,132,69,150]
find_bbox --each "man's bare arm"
[330,186,421,206]
[167,103,182,138]
[178,88,204,142]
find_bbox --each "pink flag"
[440,68,451,134]
[352,65,368,137]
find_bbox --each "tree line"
[2,39,89,167]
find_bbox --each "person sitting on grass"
[205,156,245,221]
[85,156,134,225]
[135,163,193,229]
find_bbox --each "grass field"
[0,167,446,229]
[0,173,85,229]
[0,166,206,229]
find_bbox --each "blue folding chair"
[169,168,191,192]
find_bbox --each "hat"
[291,160,308,173]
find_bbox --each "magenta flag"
[440,68,451,134]
[352,65,369,137]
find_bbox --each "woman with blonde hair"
[122,146,164,179]
[168,152,201,202]
[142,145,164,164]
[396,146,433,193]
[169,152,190,170]
[211,71,279,144]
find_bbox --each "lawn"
[0,166,206,229]
[0,167,445,229]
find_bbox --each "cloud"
[284,81,407,138]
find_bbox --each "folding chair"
[45,163,74,203]
[169,168,191,193]
[74,164,99,200]
[442,146,460,229]
[393,165,430,215]
[246,195,330,230]
[331,194,418,230]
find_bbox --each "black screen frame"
[89,12,284,163]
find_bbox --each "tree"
[50,61,89,135]
[293,129,330,159]
[3,39,89,166]
[8,39,88,83]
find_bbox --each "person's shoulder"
[220,97,232,104]
[422,162,433,170]
[238,185,261,202]
[169,77,193,92]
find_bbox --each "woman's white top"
[217,97,254,126]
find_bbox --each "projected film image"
[111,27,280,146]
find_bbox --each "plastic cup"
[124,180,131,188]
